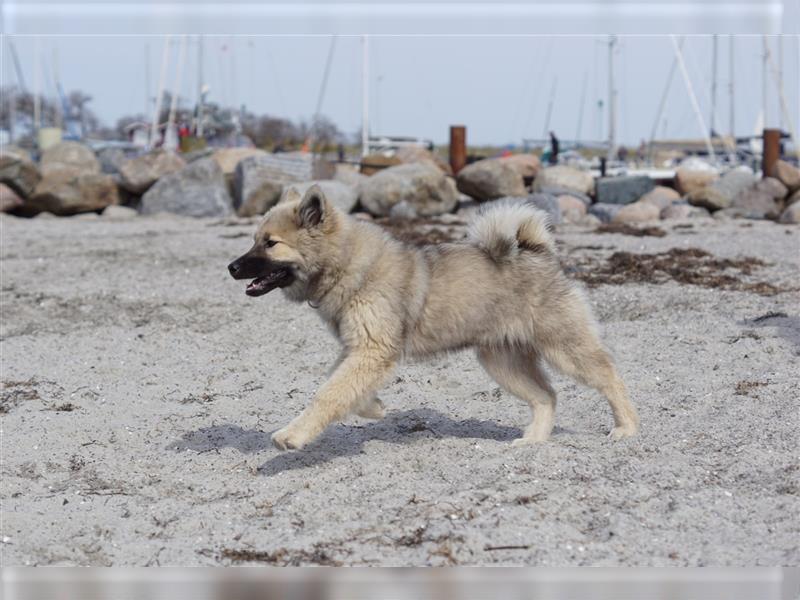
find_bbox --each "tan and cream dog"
[228,185,639,451]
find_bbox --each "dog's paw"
[511,436,547,447]
[271,426,309,451]
[356,396,385,420]
[608,424,638,440]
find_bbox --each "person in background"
[549,131,559,165]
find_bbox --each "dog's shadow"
[169,408,522,476]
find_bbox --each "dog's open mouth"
[246,268,295,297]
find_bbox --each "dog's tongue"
[246,276,271,296]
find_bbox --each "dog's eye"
[265,239,278,248]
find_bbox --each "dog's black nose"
[228,260,241,277]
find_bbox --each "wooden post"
[762,128,781,178]
[449,125,466,175]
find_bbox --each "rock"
[713,207,749,220]
[233,154,311,217]
[394,146,452,175]
[611,200,661,223]
[95,147,128,175]
[524,193,561,224]
[0,183,24,212]
[675,158,719,195]
[333,163,366,188]
[533,166,594,196]
[787,188,800,207]
[503,154,541,179]
[778,203,800,224]
[361,154,402,176]
[639,186,681,210]
[388,200,419,219]
[118,151,186,194]
[537,185,591,206]
[212,147,267,176]
[557,194,587,223]
[0,149,41,197]
[727,177,787,220]
[359,162,459,217]
[588,202,622,224]
[688,167,756,211]
[771,160,800,193]
[280,180,358,214]
[595,175,655,205]
[28,170,119,216]
[456,158,527,201]
[102,205,138,220]
[576,213,602,227]
[40,141,100,177]
[140,158,232,218]
[660,203,692,220]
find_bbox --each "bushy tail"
[467,199,555,263]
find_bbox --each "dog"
[228,185,639,451]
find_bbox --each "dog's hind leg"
[477,346,557,445]
[540,338,639,440]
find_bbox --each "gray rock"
[280,180,359,214]
[557,194,587,223]
[95,147,128,175]
[360,162,459,217]
[119,151,186,194]
[140,158,232,218]
[233,154,314,217]
[533,166,595,196]
[40,141,100,177]
[755,177,788,200]
[28,169,119,216]
[688,167,757,211]
[537,185,591,206]
[456,157,526,201]
[731,182,784,220]
[778,203,800,224]
[0,147,41,198]
[524,193,562,224]
[595,175,655,205]
[388,200,418,219]
[588,202,622,223]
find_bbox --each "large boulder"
[212,147,267,176]
[95,147,128,175]
[140,157,232,218]
[0,183,24,212]
[779,203,800,224]
[360,154,401,176]
[536,185,591,206]
[611,200,661,224]
[533,166,594,197]
[595,175,655,205]
[771,160,800,193]
[360,162,459,217]
[40,142,100,177]
[661,202,711,220]
[395,146,452,175]
[333,163,367,188]
[27,169,119,216]
[503,154,541,179]
[456,157,527,201]
[279,180,359,214]
[233,154,310,217]
[675,158,719,195]
[787,188,800,208]
[0,147,41,197]
[688,167,756,211]
[730,177,787,220]
[524,193,561,224]
[119,151,186,194]
[639,185,681,210]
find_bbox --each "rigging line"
[521,37,554,137]
[313,36,338,122]
[508,37,541,141]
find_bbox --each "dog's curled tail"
[467,199,555,263]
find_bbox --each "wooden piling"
[449,125,466,175]
[762,128,781,178]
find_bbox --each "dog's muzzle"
[228,253,295,297]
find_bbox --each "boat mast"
[607,35,617,161]
[196,35,204,138]
[670,35,716,162]
[150,35,171,149]
[710,34,718,136]
[361,35,369,158]
[728,35,735,139]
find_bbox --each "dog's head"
[228,184,338,301]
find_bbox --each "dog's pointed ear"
[297,184,326,228]
[281,186,302,205]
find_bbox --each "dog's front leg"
[272,351,396,450]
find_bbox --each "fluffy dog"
[228,185,639,450]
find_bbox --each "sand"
[1,212,798,566]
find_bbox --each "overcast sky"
[3,0,799,146]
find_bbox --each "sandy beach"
[1,212,798,566]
